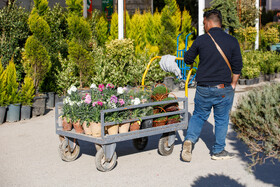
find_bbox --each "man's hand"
[231,74,240,89]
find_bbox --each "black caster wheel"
[158,134,174,156]
[133,137,148,151]
[59,139,80,162]
[95,148,117,172]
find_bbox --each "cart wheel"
[58,135,65,143]
[59,139,80,162]
[158,135,174,156]
[95,148,117,172]
[133,137,148,151]
[95,144,102,151]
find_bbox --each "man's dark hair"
[203,9,222,26]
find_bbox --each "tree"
[3,60,19,104]
[109,12,118,40]
[65,0,83,16]
[22,36,51,91]
[96,15,108,46]
[240,0,258,27]
[210,0,240,33]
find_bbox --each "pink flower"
[106,83,114,89]
[118,99,125,106]
[97,101,103,106]
[84,94,91,104]
[98,84,105,92]
[92,101,97,107]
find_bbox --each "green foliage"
[22,36,51,91]
[260,27,279,50]
[168,114,180,119]
[240,0,258,27]
[235,27,257,50]
[210,0,240,33]
[96,15,108,45]
[3,60,19,104]
[68,39,93,87]
[109,12,118,40]
[28,12,51,43]
[231,83,280,168]
[152,85,170,95]
[97,39,134,86]
[67,14,91,46]
[65,0,83,16]
[129,10,147,54]
[181,9,196,45]
[32,0,49,16]
[88,9,101,41]
[0,2,29,67]
[0,61,8,106]
[55,54,78,95]
[20,76,35,106]
[159,4,177,55]
[241,51,260,79]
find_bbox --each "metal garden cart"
[55,58,193,172]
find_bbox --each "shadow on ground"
[191,173,246,187]
[227,130,280,186]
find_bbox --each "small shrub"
[3,60,19,104]
[231,83,280,167]
[20,76,35,106]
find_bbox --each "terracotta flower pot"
[119,123,130,133]
[82,121,92,135]
[107,124,119,135]
[62,117,73,131]
[91,122,101,137]
[73,120,84,134]
[130,121,141,131]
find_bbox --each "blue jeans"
[185,85,234,154]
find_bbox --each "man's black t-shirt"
[184,27,243,86]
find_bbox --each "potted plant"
[161,96,179,112]
[151,83,170,101]
[19,76,35,120]
[153,116,167,127]
[61,101,72,131]
[167,115,181,125]
[0,62,8,124]
[4,60,21,122]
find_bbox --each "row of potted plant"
[61,83,181,136]
[0,60,35,124]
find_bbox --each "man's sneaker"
[211,150,235,160]
[181,140,192,162]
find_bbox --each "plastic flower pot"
[32,95,47,117]
[0,106,7,124]
[245,79,254,85]
[238,79,246,85]
[46,92,55,109]
[6,103,21,122]
[21,105,31,120]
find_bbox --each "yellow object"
[141,56,193,98]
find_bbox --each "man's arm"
[184,39,199,65]
[231,74,240,89]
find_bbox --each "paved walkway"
[0,80,279,187]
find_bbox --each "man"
[181,9,242,162]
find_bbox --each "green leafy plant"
[0,1,29,67]
[3,60,19,104]
[96,15,108,46]
[168,114,180,119]
[109,12,118,40]
[20,76,35,106]
[22,35,51,92]
[152,85,170,95]
[0,61,8,106]
[231,83,280,168]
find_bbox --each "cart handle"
[141,56,193,98]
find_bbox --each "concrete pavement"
[0,80,279,187]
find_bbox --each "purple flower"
[118,99,125,106]
[110,95,118,103]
